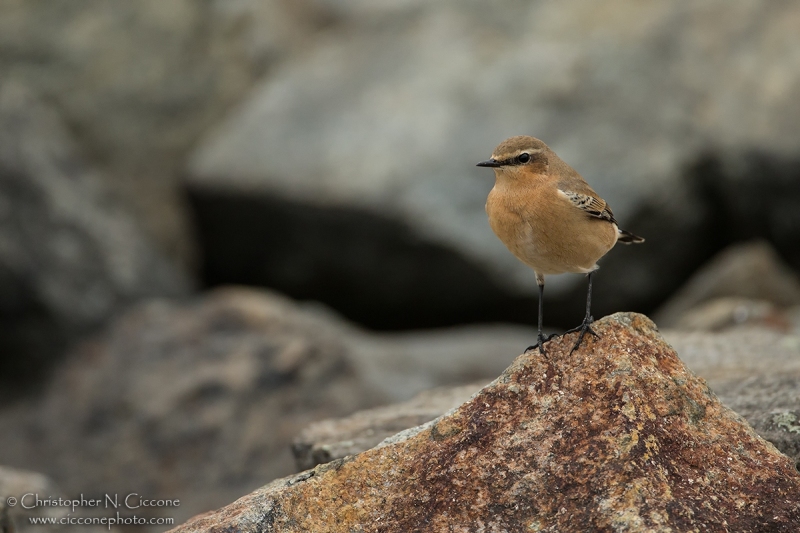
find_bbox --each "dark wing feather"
[559,190,618,224]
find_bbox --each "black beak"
[476,159,501,168]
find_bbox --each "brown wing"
[559,190,618,224]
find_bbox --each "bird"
[477,135,644,355]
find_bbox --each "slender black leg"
[526,274,556,354]
[565,271,600,354]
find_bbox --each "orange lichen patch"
[171,313,800,533]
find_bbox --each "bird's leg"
[566,271,600,354]
[526,273,556,354]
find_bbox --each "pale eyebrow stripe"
[494,148,542,166]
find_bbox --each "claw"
[526,333,560,355]
[563,316,595,335]
[534,333,550,356]
[568,319,599,355]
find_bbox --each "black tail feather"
[617,229,644,244]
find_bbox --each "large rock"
[0,287,529,529]
[0,465,64,533]
[0,288,376,529]
[719,375,800,472]
[665,328,800,468]
[187,0,800,328]
[295,325,800,470]
[655,241,800,328]
[292,382,486,471]
[0,80,189,388]
[0,0,322,265]
[170,313,800,532]
[662,297,795,332]
[0,466,113,533]
[663,327,800,386]
[344,324,537,402]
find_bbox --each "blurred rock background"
[1,0,799,530]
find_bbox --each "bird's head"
[476,135,550,178]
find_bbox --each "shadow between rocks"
[187,187,537,330]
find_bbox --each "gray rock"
[665,298,800,333]
[0,465,113,533]
[344,323,537,402]
[0,288,376,529]
[0,0,321,266]
[715,376,800,471]
[187,0,800,326]
[655,241,800,328]
[0,287,527,528]
[0,80,189,388]
[662,327,800,385]
[0,465,62,533]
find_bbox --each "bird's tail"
[617,228,644,244]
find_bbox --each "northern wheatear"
[478,136,644,354]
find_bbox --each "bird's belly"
[488,199,616,275]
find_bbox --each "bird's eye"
[518,153,531,163]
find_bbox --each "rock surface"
[0,0,322,265]
[0,465,64,533]
[0,465,112,533]
[0,80,189,389]
[344,325,536,403]
[293,382,486,471]
[665,328,800,472]
[655,241,800,328]
[187,0,800,327]
[170,313,800,532]
[665,297,792,332]
[0,288,376,528]
[0,287,528,529]
[719,375,800,472]
[663,327,800,386]
[295,326,800,470]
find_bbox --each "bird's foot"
[563,316,597,336]
[525,333,560,355]
[567,316,599,355]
